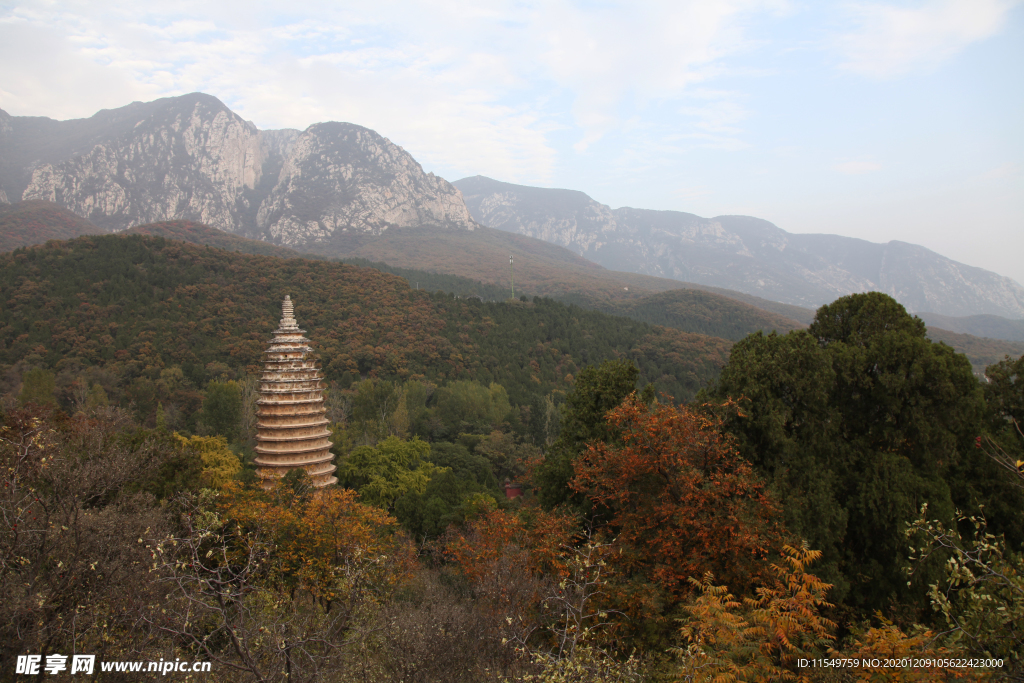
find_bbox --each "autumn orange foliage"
[571,396,783,599]
[444,507,581,647]
[445,508,579,585]
[216,483,417,603]
[675,544,836,683]
[840,619,989,682]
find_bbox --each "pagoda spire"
[253,296,337,488]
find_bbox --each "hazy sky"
[1,0,1022,283]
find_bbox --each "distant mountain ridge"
[124,220,304,259]
[2,94,1022,324]
[454,175,1024,320]
[916,312,1024,342]
[2,208,1013,369]
[0,93,474,251]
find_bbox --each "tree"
[571,396,783,607]
[906,505,1023,676]
[18,367,56,407]
[173,433,242,489]
[433,380,512,437]
[979,354,1024,543]
[513,535,646,683]
[86,383,109,409]
[674,544,835,683]
[445,506,580,651]
[346,378,403,445]
[536,359,647,509]
[475,430,539,484]
[705,293,986,613]
[149,484,417,681]
[391,440,501,539]
[0,406,177,665]
[984,354,1023,434]
[236,374,261,445]
[338,436,445,511]
[199,380,242,441]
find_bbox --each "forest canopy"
[1,235,1021,681]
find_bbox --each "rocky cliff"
[0,94,474,249]
[455,176,1024,319]
[256,122,474,247]
[4,95,1020,320]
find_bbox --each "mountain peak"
[4,93,474,244]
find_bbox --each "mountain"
[0,200,105,252]
[127,218,809,342]
[596,289,804,340]
[0,197,810,341]
[5,94,1021,325]
[321,222,809,337]
[124,220,303,259]
[924,327,1024,374]
[0,94,474,249]
[454,175,1024,320]
[917,312,1024,343]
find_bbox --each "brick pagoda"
[254,296,337,488]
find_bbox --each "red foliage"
[571,396,784,599]
[445,508,578,585]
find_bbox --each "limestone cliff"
[1,93,474,247]
[256,122,474,247]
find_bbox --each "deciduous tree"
[338,436,444,511]
[571,396,783,603]
[674,544,835,683]
[17,367,56,407]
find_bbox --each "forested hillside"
[588,288,805,340]
[2,233,1021,682]
[0,234,730,420]
[125,220,305,259]
[0,200,105,252]
[926,326,1024,373]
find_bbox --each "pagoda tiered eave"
[254,295,337,488]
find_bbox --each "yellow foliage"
[674,543,836,683]
[840,616,991,682]
[173,432,241,490]
[510,643,644,682]
[216,484,417,603]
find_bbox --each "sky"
[1,0,1022,283]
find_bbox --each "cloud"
[0,20,158,118]
[674,89,751,150]
[834,160,883,174]
[0,0,784,177]
[0,1,559,183]
[535,0,770,149]
[672,184,713,201]
[836,0,1020,78]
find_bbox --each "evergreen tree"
[535,359,649,509]
[199,381,242,442]
[18,368,56,407]
[977,353,1024,543]
[706,293,985,613]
